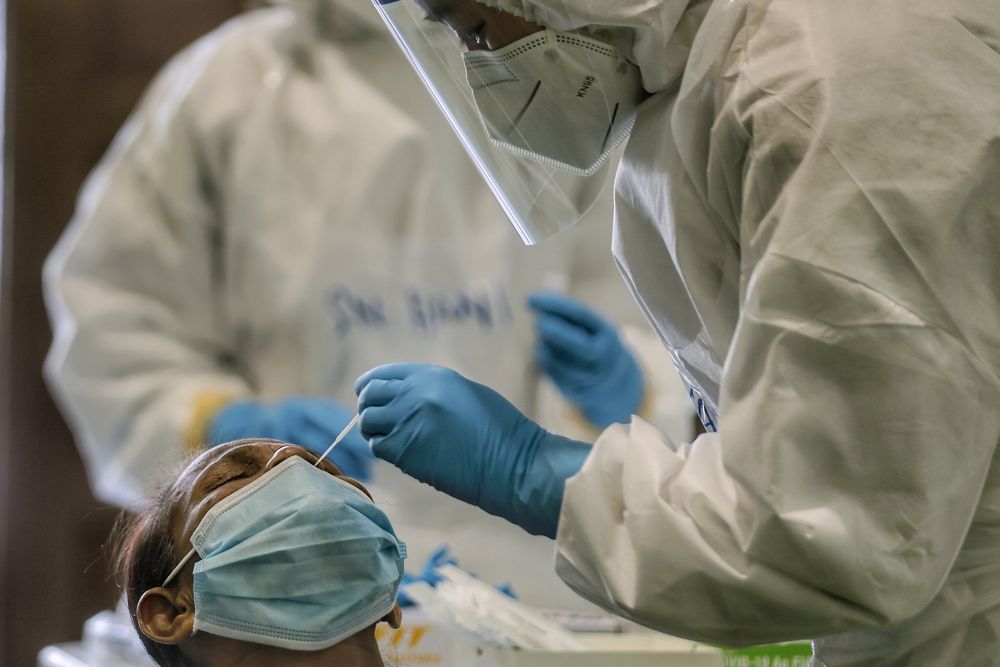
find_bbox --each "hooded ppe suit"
[42,0,692,608]
[378,0,1000,663]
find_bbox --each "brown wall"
[1,2,248,664]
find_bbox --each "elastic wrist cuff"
[184,391,238,453]
[634,388,653,420]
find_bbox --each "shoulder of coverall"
[136,8,294,125]
[130,3,390,187]
[275,0,389,44]
[727,0,1000,248]
[133,7,319,180]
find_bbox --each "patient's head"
[113,439,405,667]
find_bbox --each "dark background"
[1,2,250,664]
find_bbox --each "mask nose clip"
[265,445,318,472]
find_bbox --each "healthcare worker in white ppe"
[355,0,1000,664]
[43,0,694,609]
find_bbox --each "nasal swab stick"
[315,413,362,467]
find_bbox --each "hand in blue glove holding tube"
[208,396,375,481]
[528,292,645,428]
[355,363,591,538]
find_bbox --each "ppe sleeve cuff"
[184,391,239,453]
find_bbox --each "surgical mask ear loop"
[314,413,361,468]
[163,416,362,588]
[158,548,200,635]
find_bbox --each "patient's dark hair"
[110,468,194,667]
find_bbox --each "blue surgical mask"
[162,456,406,650]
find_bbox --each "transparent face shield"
[373,0,644,245]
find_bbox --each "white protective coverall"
[42,1,692,608]
[451,0,1000,663]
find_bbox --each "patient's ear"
[382,602,402,629]
[136,587,196,645]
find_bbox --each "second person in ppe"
[44,0,693,610]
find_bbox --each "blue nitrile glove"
[528,291,645,428]
[355,363,590,538]
[208,396,375,481]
